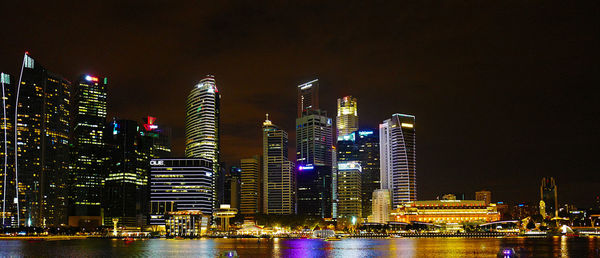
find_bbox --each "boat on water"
[324,236,342,241]
[218,250,238,257]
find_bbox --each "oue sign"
[150,160,164,166]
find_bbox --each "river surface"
[0,237,599,257]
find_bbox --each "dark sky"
[1,1,598,207]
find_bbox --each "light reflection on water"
[0,237,598,257]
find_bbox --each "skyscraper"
[336,161,362,219]
[224,165,241,210]
[0,72,15,227]
[540,177,558,218]
[15,53,71,227]
[336,96,358,137]
[296,79,334,218]
[356,129,380,219]
[69,74,107,227]
[103,119,153,227]
[380,114,416,207]
[297,79,319,118]
[240,156,260,215]
[262,115,295,215]
[185,76,220,211]
[143,116,172,158]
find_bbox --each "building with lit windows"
[476,190,492,205]
[103,119,153,227]
[185,75,220,212]
[336,161,362,219]
[336,96,358,137]
[262,115,295,215]
[540,177,558,218]
[297,79,319,118]
[356,130,380,219]
[143,116,171,158]
[380,114,416,207]
[14,53,71,227]
[240,156,260,215]
[68,74,107,228]
[390,200,500,224]
[165,210,210,237]
[149,158,214,226]
[0,72,16,227]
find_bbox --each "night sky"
[1,1,598,207]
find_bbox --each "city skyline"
[0,2,597,207]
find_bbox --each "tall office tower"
[224,166,241,210]
[475,190,492,205]
[69,74,107,227]
[336,96,358,137]
[297,79,319,117]
[149,158,214,226]
[0,72,15,227]
[14,53,71,227]
[356,129,380,219]
[262,115,295,215]
[185,75,220,211]
[380,114,416,207]
[336,161,362,219]
[103,119,153,227]
[143,116,172,158]
[240,156,260,215]
[296,110,333,218]
[540,177,558,218]
[369,189,391,224]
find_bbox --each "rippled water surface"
[1,237,599,257]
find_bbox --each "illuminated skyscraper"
[262,115,295,214]
[224,165,241,210]
[336,96,358,137]
[185,76,220,211]
[380,114,416,207]
[15,53,71,227]
[240,156,260,215]
[336,161,362,219]
[296,79,333,218]
[297,79,319,117]
[356,129,380,219]
[540,177,558,218]
[69,74,107,227]
[142,116,172,158]
[103,119,153,227]
[0,72,15,227]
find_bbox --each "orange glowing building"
[390,200,500,224]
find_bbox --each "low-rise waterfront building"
[165,210,210,237]
[390,200,500,224]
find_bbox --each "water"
[0,237,599,257]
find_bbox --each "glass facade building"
[149,158,214,225]
[262,116,295,215]
[380,114,416,207]
[69,74,107,226]
[0,72,15,227]
[14,53,71,227]
[185,76,220,212]
[240,156,260,215]
[336,96,358,138]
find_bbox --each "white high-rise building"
[369,189,391,223]
[262,115,295,214]
[185,75,220,210]
[380,114,416,207]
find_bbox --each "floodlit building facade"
[540,177,558,218]
[336,96,358,137]
[380,114,416,207]
[185,75,220,211]
[369,189,392,224]
[336,161,362,219]
[0,72,15,227]
[390,200,501,224]
[262,116,295,214]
